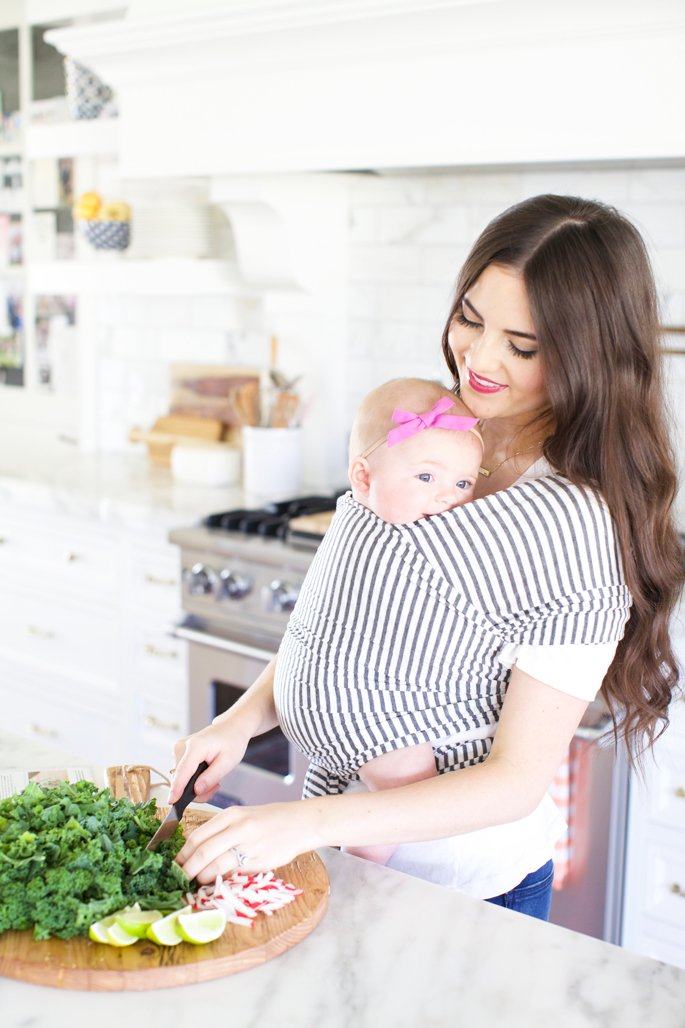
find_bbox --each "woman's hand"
[169,718,251,805]
[175,799,322,882]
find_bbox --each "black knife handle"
[174,761,209,819]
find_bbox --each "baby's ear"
[348,456,371,494]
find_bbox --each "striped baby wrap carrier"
[273,477,632,799]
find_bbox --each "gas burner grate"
[203,490,346,538]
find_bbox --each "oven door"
[174,622,309,806]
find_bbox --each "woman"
[171,195,683,920]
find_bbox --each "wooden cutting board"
[288,510,335,538]
[0,808,329,991]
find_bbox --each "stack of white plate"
[117,179,216,260]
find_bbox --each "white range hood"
[46,0,685,179]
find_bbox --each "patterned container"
[64,57,114,120]
[80,220,130,251]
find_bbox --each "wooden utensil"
[0,807,329,991]
[269,390,301,428]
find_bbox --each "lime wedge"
[89,914,118,944]
[106,922,140,947]
[146,905,192,946]
[89,903,140,945]
[177,910,227,945]
[115,909,163,937]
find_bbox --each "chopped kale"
[0,780,189,940]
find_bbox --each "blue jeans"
[485,859,554,921]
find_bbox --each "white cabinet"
[0,654,122,767]
[622,608,685,969]
[1,494,188,774]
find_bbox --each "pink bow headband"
[360,396,482,459]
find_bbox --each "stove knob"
[185,562,217,597]
[218,569,253,600]
[263,579,300,613]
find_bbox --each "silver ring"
[231,846,247,868]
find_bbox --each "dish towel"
[548,738,593,890]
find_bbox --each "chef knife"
[146,761,209,852]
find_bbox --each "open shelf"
[27,258,255,296]
[25,118,118,159]
[0,139,23,158]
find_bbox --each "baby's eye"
[416,472,434,483]
[456,480,472,490]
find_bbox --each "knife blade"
[146,761,209,852]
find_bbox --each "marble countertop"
[0,444,333,532]
[2,733,684,1028]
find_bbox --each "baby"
[275,377,483,865]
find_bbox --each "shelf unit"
[1,5,252,454]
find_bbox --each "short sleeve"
[498,640,619,701]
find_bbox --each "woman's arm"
[169,657,279,804]
[176,666,588,881]
[313,666,587,846]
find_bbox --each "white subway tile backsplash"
[348,173,428,206]
[651,249,685,292]
[377,283,425,322]
[350,244,423,284]
[348,320,377,358]
[349,282,379,320]
[411,206,472,246]
[349,207,381,244]
[626,204,685,250]
[628,169,685,202]
[420,246,464,288]
[467,203,518,237]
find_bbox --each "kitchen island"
[2,732,684,1028]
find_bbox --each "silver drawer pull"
[670,883,685,897]
[145,714,180,733]
[28,625,56,640]
[30,723,58,739]
[145,643,179,661]
[145,574,176,587]
[675,787,685,799]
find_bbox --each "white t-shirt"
[345,457,620,900]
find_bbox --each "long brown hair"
[441,194,683,761]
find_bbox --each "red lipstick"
[467,368,508,395]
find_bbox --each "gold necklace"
[478,439,544,478]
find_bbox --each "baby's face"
[364,428,482,524]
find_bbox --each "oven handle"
[173,624,277,664]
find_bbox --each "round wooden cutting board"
[0,808,330,991]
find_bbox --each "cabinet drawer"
[127,543,181,617]
[0,590,119,691]
[0,509,120,604]
[645,739,685,829]
[1,686,123,768]
[127,622,186,694]
[641,839,685,932]
[634,932,685,970]
[134,696,189,774]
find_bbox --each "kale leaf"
[0,780,189,940]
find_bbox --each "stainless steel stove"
[169,491,344,808]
